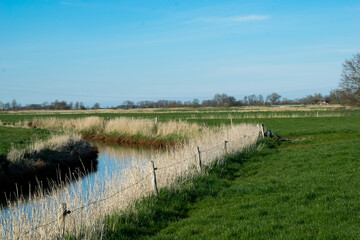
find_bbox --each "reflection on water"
[74,143,156,195]
[1,143,156,216]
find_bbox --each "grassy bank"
[0,126,50,191]
[0,127,98,203]
[95,112,360,239]
[0,126,50,159]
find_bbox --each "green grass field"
[0,105,353,125]
[0,126,50,160]
[100,110,360,239]
[1,107,360,239]
[0,126,50,191]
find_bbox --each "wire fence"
[10,132,261,240]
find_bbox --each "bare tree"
[80,102,86,110]
[74,101,80,110]
[339,53,360,106]
[244,94,263,106]
[11,99,17,110]
[266,93,281,105]
[192,98,200,106]
[93,103,100,109]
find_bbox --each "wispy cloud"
[184,15,270,24]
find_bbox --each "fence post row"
[18,133,263,238]
[151,161,159,197]
[58,203,71,239]
[196,147,202,172]
[224,140,228,155]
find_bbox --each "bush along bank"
[0,134,98,203]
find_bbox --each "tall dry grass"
[21,117,204,140]
[0,123,260,240]
[187,111,350,120]
[4,104,353,115]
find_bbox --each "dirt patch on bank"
[82,133,182,149]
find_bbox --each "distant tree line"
[1,53,359,110]
[0,91,352,111]
[0,92,337,111]
[0,100,97,111]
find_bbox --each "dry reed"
[186,111,349,120]
[0,123,260,240]
[4,104,353,115]
[20,117,204,140]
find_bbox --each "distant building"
[317,101,329,105]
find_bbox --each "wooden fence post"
[196,147,202,172]
[58,203,71,239]
[224,140,228,155]
[258,124,264,138]
[230,118,233,127]
[150,161,159,197]
[153,117,158,134]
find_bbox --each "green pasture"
[0,127,50,159]
[0,107,354,125]
[1,108,360,239]
[0,127,50,180]
[99,109,360,239]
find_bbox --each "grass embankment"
[0,126,98,202]
[97,112,360,239]
[0,126,50,159]
[0,126,50,182]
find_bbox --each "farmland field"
[73,106,360,240]
[0,105,354,125]
[143,110,360,239]
[0,105,360,239]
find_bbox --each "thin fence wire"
[12,134,255,239]
[72,172,152,213]
[17,173,153,240]
[156,154,197,170]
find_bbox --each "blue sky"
[0,0,359,107]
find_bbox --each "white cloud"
[184,15,270,24]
